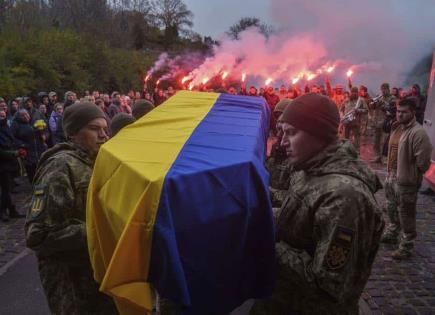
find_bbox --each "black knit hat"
[132,99,154,120]
[281,93,339,143]
[110,113,135,136]
[63,102,106,137]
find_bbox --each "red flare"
[156,79,161,85]
[202,77,209,85]
[242,73,246,82]
[346,69,353,78]
[181,76,188,84]
[265,78,273,86]
[144,74,151,82]
[307,73,316,81]
[221,72,229,80]
[292,77,300,84]
[188,83,194,90]
[327,66,335,73]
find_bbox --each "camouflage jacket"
[25,142,93,260]
[372,94,396,128]
[253,140,384,315]
[24,142,117,315]
[266,142,290,207]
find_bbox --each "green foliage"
[0,28,156,99]
[226,17,273,40]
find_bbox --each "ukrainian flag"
[87,91,275,315]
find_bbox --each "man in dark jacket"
[0,110,26,221]
[11,109,47,183]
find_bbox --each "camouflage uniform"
[25,143,117,315]
[384,175,418,251]
[252,140,384,315]
[266,142,290,208]
[340,98,368,151]
[371,94,395,159]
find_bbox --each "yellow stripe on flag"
[86,91,220,314]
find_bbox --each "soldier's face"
[281,123,328,168]
[72,118,109,157]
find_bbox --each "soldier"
[359,85,371,135]
[381,98,432,259]
[325,75,346,109]
[266,99,292,207]
[24,102,118,315]
[370,83,396,163]
[340,87,368,152]
[252,93,384,315]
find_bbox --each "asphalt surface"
[0,250,50,315]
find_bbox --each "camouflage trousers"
[384,174,419,251]
[38,258,118,315]
[344,124,361,151]
[373,128,385,158]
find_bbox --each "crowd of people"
[0,76,432,314]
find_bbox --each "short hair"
[381,82,390,89]
[398,98,416,111]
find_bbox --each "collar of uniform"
[294,140,341,172]
[68,142,96,165]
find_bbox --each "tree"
[151,0,193,47]
[226,17,273,40]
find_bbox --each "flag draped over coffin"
[87,91,275,315]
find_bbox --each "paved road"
[0,250,50,315]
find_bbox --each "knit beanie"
[63,102,106,137]
[274,99,292,114]
[281,93,339,143]
[132,99,155,120]
[110,113,135,136]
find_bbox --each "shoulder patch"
[30,184,47,218]
[324,226,354,270]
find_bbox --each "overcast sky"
[183,0,273,38]
[182,0,435,88]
